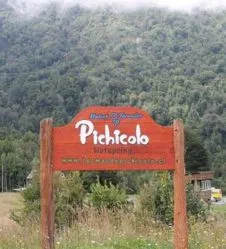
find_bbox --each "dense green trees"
[0,132,38,191]
[0,3,226,190]
[185,130,210,172]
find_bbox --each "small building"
[26,169,38,185]
[186,171,214,202]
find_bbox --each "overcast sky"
[9,0,226,15]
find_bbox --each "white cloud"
[75,0,226,11]
[8,0,226,16]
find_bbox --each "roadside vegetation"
[1,193,226,249]
[1,173,226,249]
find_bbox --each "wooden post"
[173,120,188,249]
[40,118,55,249]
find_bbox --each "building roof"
[186,171,214,181]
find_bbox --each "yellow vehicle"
[211,187,222,202]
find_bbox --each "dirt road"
[0,192,21,232]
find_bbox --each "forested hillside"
[0,2,225,190]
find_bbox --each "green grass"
[56,237,172,249]
[211,203,226,216]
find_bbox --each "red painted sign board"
[53,106,175,171]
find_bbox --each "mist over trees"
[0,2,225,191]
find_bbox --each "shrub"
[139,172,208,225]
[89,181,127,210]
[186,184,208,221]
[54,172,85,228]
[11,170,40,226]
[139,172,173,225]
[11,170,85,228]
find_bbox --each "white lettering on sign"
[75,120,149,145]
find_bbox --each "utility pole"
[5,162,7,192]
[1,161,3,193]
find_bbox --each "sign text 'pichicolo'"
[75,120,149,145]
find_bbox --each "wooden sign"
[40,106,188,249]
[53,106,175,171]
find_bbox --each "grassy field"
[1,193,226,249]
